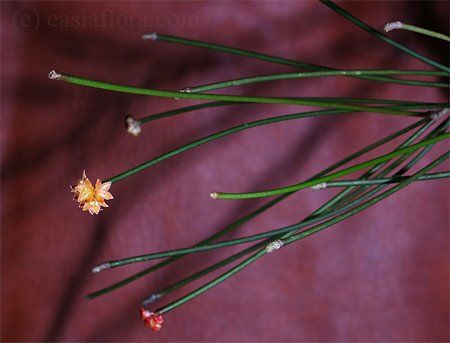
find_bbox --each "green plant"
[51,1,449,332]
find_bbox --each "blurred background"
[1,1,449,341]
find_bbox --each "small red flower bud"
[140,307,164,331]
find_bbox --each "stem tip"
[142,33,158,41]
[125,115,142,136]
[92,262,111,273]
[142,293,163,306]
[210,192,218,199]
[384,21,404,32]
[429,108,449,122]
[48,70,61,80]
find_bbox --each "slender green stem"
[51,72,421,117]
[105,104,434,184]
[328,118,448,211]
[142,241,267,305]
[212,133,450,199]
[385,21,450,42]
[139,101,244,124]
[99,170,448,269]
[283,152,449,246]
[156,249,267,315]
[137,100,446,125]
[155,152,449,315]
[143,119,440,303]
[145,33,447,87]
[187,70,449,93]
[86,118,426,299]
[313,172,449,188]
[97,120,443,269]
[321,1,450,73]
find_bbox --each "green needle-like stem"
[155,151,449,315]
[96,170,448,270]
[143,119,442,302]
[187,70,449,93]
[328,118,448,211]
[105,104,433,184]
[313,172,449,188]
[86,118,426,298]
[283,152,449,246]
[142,241,267,305]
[93,119,443,270]
[384,21,450,42]
[135,100,446,126]
[212,133,450,200]
[51,72,421,117]
[321,1,450,73]
[145,33,447,87]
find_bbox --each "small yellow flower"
[71,171,113,215]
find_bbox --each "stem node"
[429,108,449,122]
[311,182,328,190]
[265,240,284,253]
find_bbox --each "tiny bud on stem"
[48,70,61,80]
[92,262,111,273]
[265,239,284,253]
[125,115,142,136]
[384,21,404,32]
[142,33,158,41]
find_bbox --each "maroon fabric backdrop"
[1,1,449,341]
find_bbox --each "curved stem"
[212,133,450,199]
[145,33,448,86]
[52,72,420,117]
[187,70,449,93]
[385,21,450,42]
[321,1,450,73]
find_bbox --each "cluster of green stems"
[53,1,449,324]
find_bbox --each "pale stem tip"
[210,192,218,199]
[48,70,61,80]
[265,239,284,254]
[142,293,163,306]
[142,33,158,41]
[180,87,192,93]
[125,115,142,136]
[311,182,328,190]
[384,21,404,32]
[429,108,449,122]
[92,262,111,273]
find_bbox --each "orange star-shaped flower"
[71,171,113,215]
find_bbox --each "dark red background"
[1,1,449,341]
